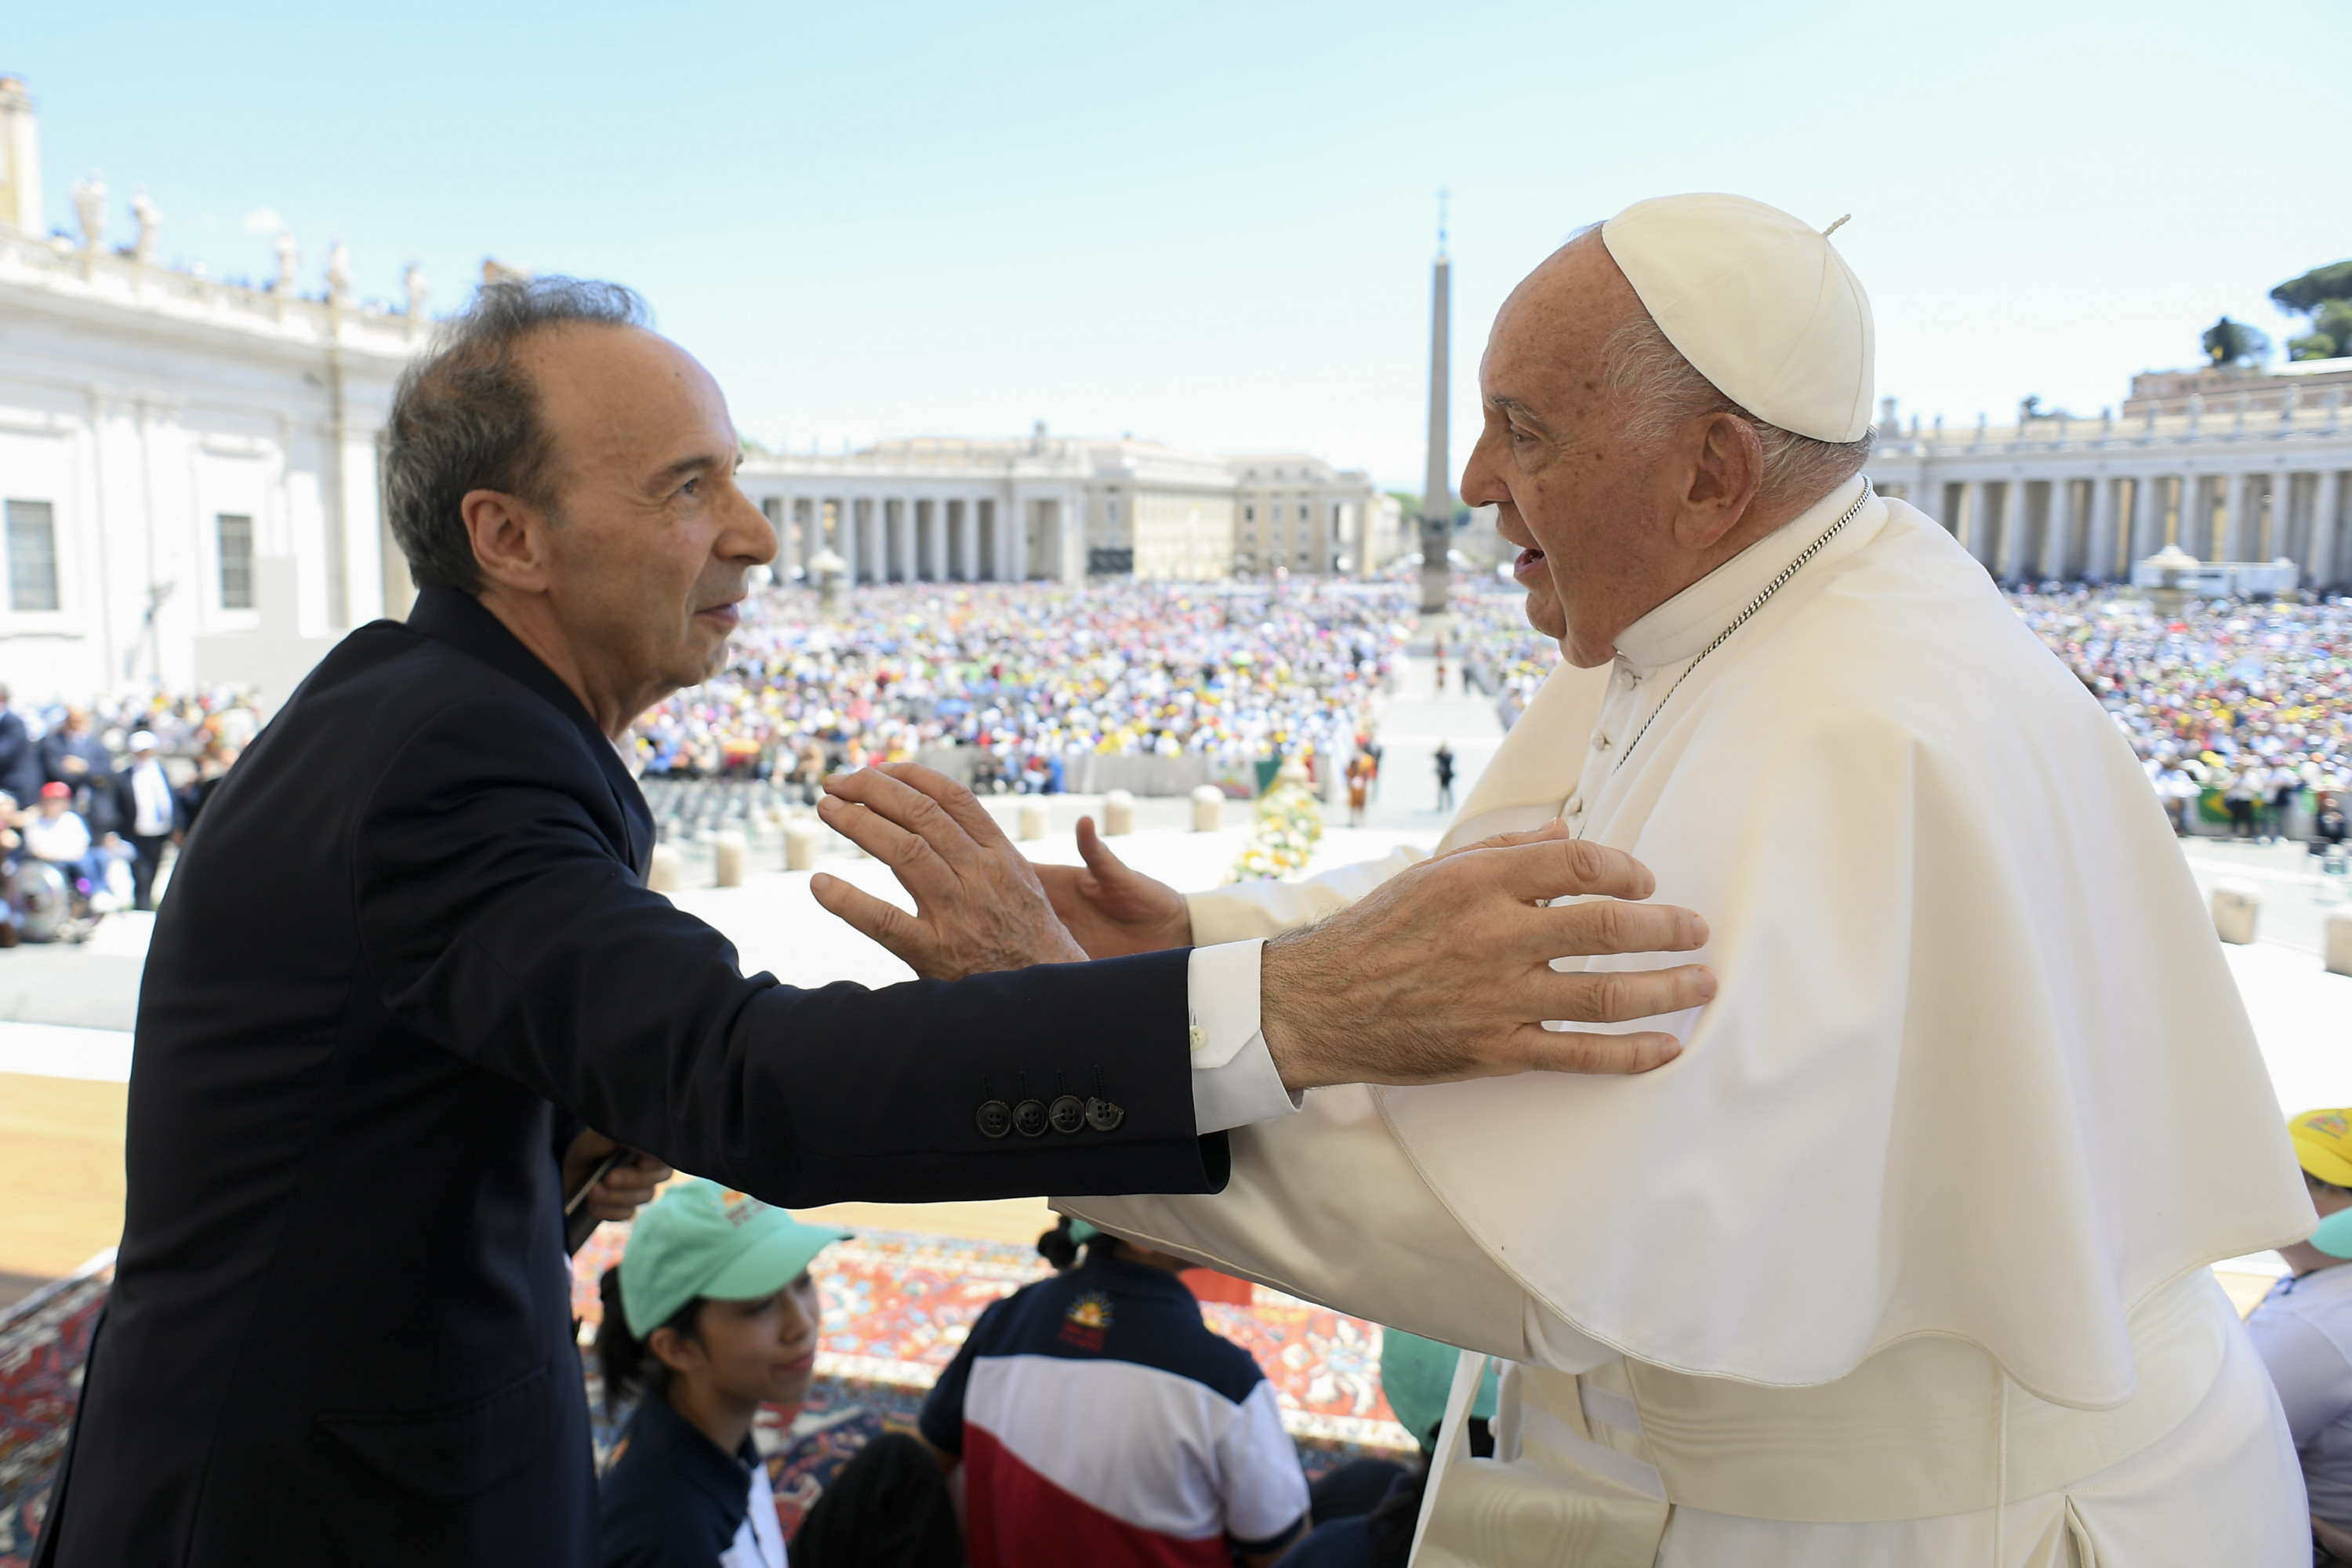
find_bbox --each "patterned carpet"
[0,1228,1412,1563]
[0,1254,109,1567]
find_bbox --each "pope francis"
[828,194,2318,1566]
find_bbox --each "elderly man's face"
[1461,238,1690,666]
[517,327,776,705]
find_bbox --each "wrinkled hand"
[808,764,1087,979]
[1033,815,1192,957]
[561,1129,673,1224]
[1260,820,1715,1091]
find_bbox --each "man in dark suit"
[34,278,1711,1566]
[102,731,183,910]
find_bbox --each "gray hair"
[1599,306,1874,514]
[382,277,652,593]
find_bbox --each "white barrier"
[2328,911,2352,978]
[1191,785,1223,833]
[1103,789,1135,837]
[784,818,822,872]
[647,843,684,894]
[2211,884,2260,946]
[1018,800,1048,841]
[713,832,746,887]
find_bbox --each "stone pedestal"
[785,818,822,872]
[647,843,684,894]
[1102,789,1135,837]
[713,832,746,887]
[2211,884,2260,946]
[1018,800,1048,841]
[2326,911,2352,978]
[1191,786,1224,833]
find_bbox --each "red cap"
[38,782,69,800]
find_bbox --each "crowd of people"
[0,683,251,937]
[2013,590,2352,847]
[628,580,1421,795]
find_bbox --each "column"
[2314,471,2344,591]
[833,498,858,582]
[1007,495,1029,582]
[2130,475,2162,562]
[2222,473,2250,561]
[2037,479,2071,579]
[949,499,973,581]
[2174,477,2198,554]
[2270,474,2296,566]
[2086,477,2118,582]
[1958,480,1987,564]
[1996,481,2031,580]
[2139,478,2159,556]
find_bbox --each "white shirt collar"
[1611,476,1877,676]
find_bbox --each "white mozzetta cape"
[1070,484,2310,1411]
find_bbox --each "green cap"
[619,1179,849,1338]
[1380,1328,1498,1452]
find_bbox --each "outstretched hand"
[1258,819,1715,1091]
[1033,815,1192,957]
[808,764,1087,980]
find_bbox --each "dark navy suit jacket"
[37,588,1219,1566]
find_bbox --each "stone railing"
[0,227,418,358]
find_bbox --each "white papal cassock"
[1063,477,2317,1566]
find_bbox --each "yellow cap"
[2289,1109,2352,1186]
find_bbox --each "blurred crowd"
[2013,591,2352,844]
[628,582,1417,794]
[0,684,254,938]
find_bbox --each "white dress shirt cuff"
[1187,938,1301,1134]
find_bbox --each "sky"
[7,2,2347,490]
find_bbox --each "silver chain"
[1610,481,1873,778]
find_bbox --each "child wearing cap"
[2247,1108,2352,1563]
[593,1181,844,1568]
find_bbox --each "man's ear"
[461,488,554,593]
[1673,414,1765,551]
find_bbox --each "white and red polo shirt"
[920,1250,1309,1566]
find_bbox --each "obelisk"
[1417,205,1453,616]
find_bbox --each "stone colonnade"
[1900,469,2350,586]
[752,491,1069,585]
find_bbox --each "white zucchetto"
[1601,193,1875,444]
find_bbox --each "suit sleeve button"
[1012,1098,1049,1138]
[977,1100,1013,1139]
[1048,1094,1086,1134]
[1084,1097,1125,1133]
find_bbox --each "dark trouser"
[791,1432,960,1568]
[129,835,170,911]
[2227,798,2255,837]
